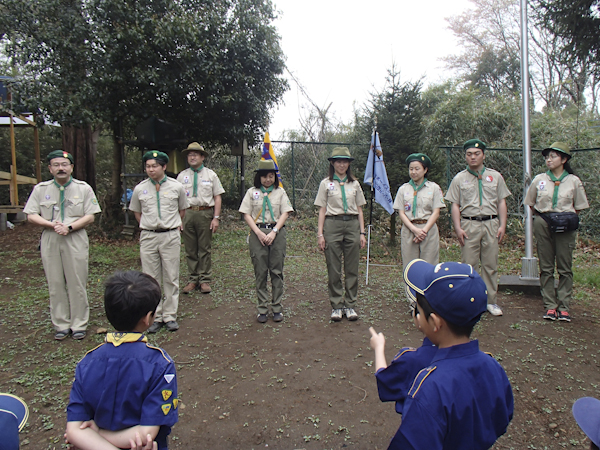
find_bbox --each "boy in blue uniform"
[370,260,513,449]
[66,271,178,450]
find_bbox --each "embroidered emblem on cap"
[161,404,172,415]
[153,152,158,157]
[475,143,479,147]
[63,152,68,158]
[470,297,475,302]
[162,390,172,401]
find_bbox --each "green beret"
[328,147,354,161]
[182,142,209,157]
[405,153,431,168]
[463,139,487,151]
[47,150,74,164]
[255,159,277,172]
[143,151,169,165]
[542,142,572,160]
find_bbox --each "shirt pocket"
[67,198,84,217]
[557,185,575,210]
[161,191,181,214]
[419,192,434,214]
[459,183,477,205]
[40,200,57,220]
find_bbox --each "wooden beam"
[0,170,38,184]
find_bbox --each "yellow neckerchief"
[106,332,148,347]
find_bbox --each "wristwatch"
[68,225,74,233]
[214,215,220,219]
[272,227,279,234]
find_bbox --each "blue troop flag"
[261,132,283,187]
[364,131,394,215]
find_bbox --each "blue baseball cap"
[0,393,28,450]
[404,260,488,327]
[572,397,600,447]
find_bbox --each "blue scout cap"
[572,397,600,447]
[143,151,169,165]
[404,260,488,327]
[0,393,29,450]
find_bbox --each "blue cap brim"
[0,393,28,431]
[573,397,600,447]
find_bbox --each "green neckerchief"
[333,174,349,213]
[546,170,568,208]
[191,164,204,197]
[53,176,73,222]
[467,166,486,206]
[409,178,427,216]
[150,175,168,219]
[260,185,275,223]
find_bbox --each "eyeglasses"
[50,162,72,168]
[545,153,561,160]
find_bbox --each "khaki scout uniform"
[524,173,589,312]
[177,167,225,285]
[23,178,101,332]
[314,178,366,310]
[239,187,294,314]
[445,168,511,305]
[393,180,446,268]
[129,177,189,323]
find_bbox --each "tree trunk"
[61,124,100,192]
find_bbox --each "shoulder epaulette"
[408,365,437,398]
[392,347,418,362]
[146,344,174,363]
[79,343,106,362]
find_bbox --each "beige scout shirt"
[176,167,225,207]
[524,173,589,213]
[445,168,511,217]
[129,177,189,230]
[314,178,367,216]
[24,178,101,223]
[393,181,446,221]
[238,187,294,224]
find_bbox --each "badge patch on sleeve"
[162,390,173,401]
[173,398,179,409]
[164,374,175,384]
[485,175,493,182]
[161,404,172,415]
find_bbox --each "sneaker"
[345,308,358,321]
[165,321,179,331]
[54,329,71,341]
[487,304,503,316]
[257,314,268,323]
[148,322,164,334]
[330,309,343,322]
[558,311,571,322]
[182,282,198,294]
[543,309,557,321]
[273,312,283,322]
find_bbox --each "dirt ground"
[1,217,599,449]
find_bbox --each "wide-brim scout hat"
[255,159,277,172]
[47,150,74,164]
[182,142,209,157]
[463,139,487,152]
[142,150,169,165]
[406,153,431,168]
[542,142,572,160]
[404,260,488,327]
[328,147,354,161]
[572,397,600,447]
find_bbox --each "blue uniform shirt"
[375,337,437,414]
[67,333,178,449]
[389,340,513,450]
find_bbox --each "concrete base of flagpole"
[498,257,541,296]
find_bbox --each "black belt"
[144,228,178,233]
[327,215,357,221]
[461,215,498,221]
[257,223,284,229]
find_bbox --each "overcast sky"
[268,0,473,140]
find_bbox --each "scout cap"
[142,150,169,165]
[405,153,432,168]
[328,147,354,161]
[255,159,277,172]
[47,150,74,164]
[463,139,487,152]
[542,142,572,160]
[0,393,29,450]
[404,260,488,327]
[182,142,209,157]
[572,397,600,447]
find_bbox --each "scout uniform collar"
[106,332,148,346]
[53,176,73,222]
[150,175,168,219]
[409,178,428,215]
[333,174,349,213]
[467,166,486,206]
[546,170,568,208]
[191,165,204,197]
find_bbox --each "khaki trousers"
[248,227,287,314]
[533,216,577,312]
[40,229,90,332]
[182,209,213,284]
[323,217,360,309]
[140,229,181,322]
[460,218,499,305]
[400,223,440,268]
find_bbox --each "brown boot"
[182,282,197,294]
[200,283,212,293]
